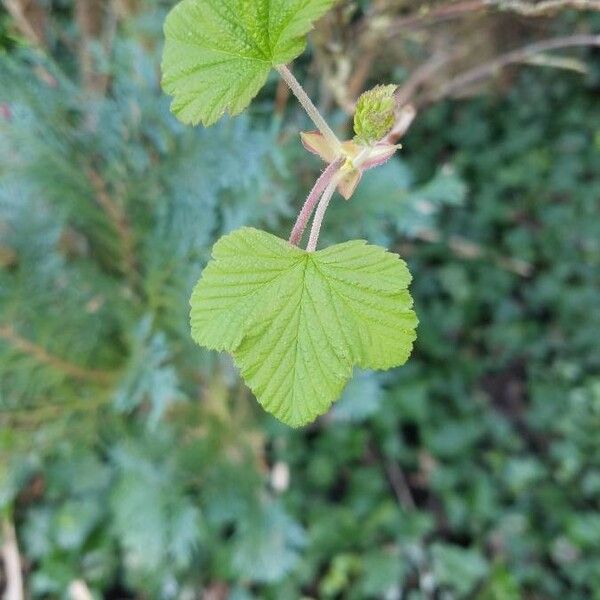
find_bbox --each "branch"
[382,0,600,38]
[428,34,600,104]
[394,52,454,108]
[385,1,486,36]
[2,0,46,46]
[1,516,23,600]
[486,0,600,14]
[0,324,114,384]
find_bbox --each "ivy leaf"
[190,228,418,426]
[162,0,335,126]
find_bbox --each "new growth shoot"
[161,0,418,426]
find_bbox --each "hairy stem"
[306,173,340,252]
[276,64,343,155]
[289,160,342,246]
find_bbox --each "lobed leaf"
[162,0,335,126]
[190,228,418,426]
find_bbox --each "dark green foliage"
[1,3,599,599]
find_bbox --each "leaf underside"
[190,228,418,427]
[161,0,335,126]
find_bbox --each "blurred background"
[0,1,599,598]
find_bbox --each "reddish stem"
[306,173,340,252]
[289,160,342,246]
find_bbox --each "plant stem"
[306,172,341,252]
[276,65,343,156]
[289,160,342,246]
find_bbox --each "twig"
[1,516,23,600]
[394,52,454,108]
[2,0,44,46]
[383,0,600,38]
[385,1,486,36]
[522,53,588,73]
[0,324,114,384]
[428,34,600,103]
[486,0,600,14]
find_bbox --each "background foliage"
[0,1,599,598]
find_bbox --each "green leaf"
[190,228,418,426]
[162,0,335,126]
[232,502,305,582]
[431,544,489,596]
